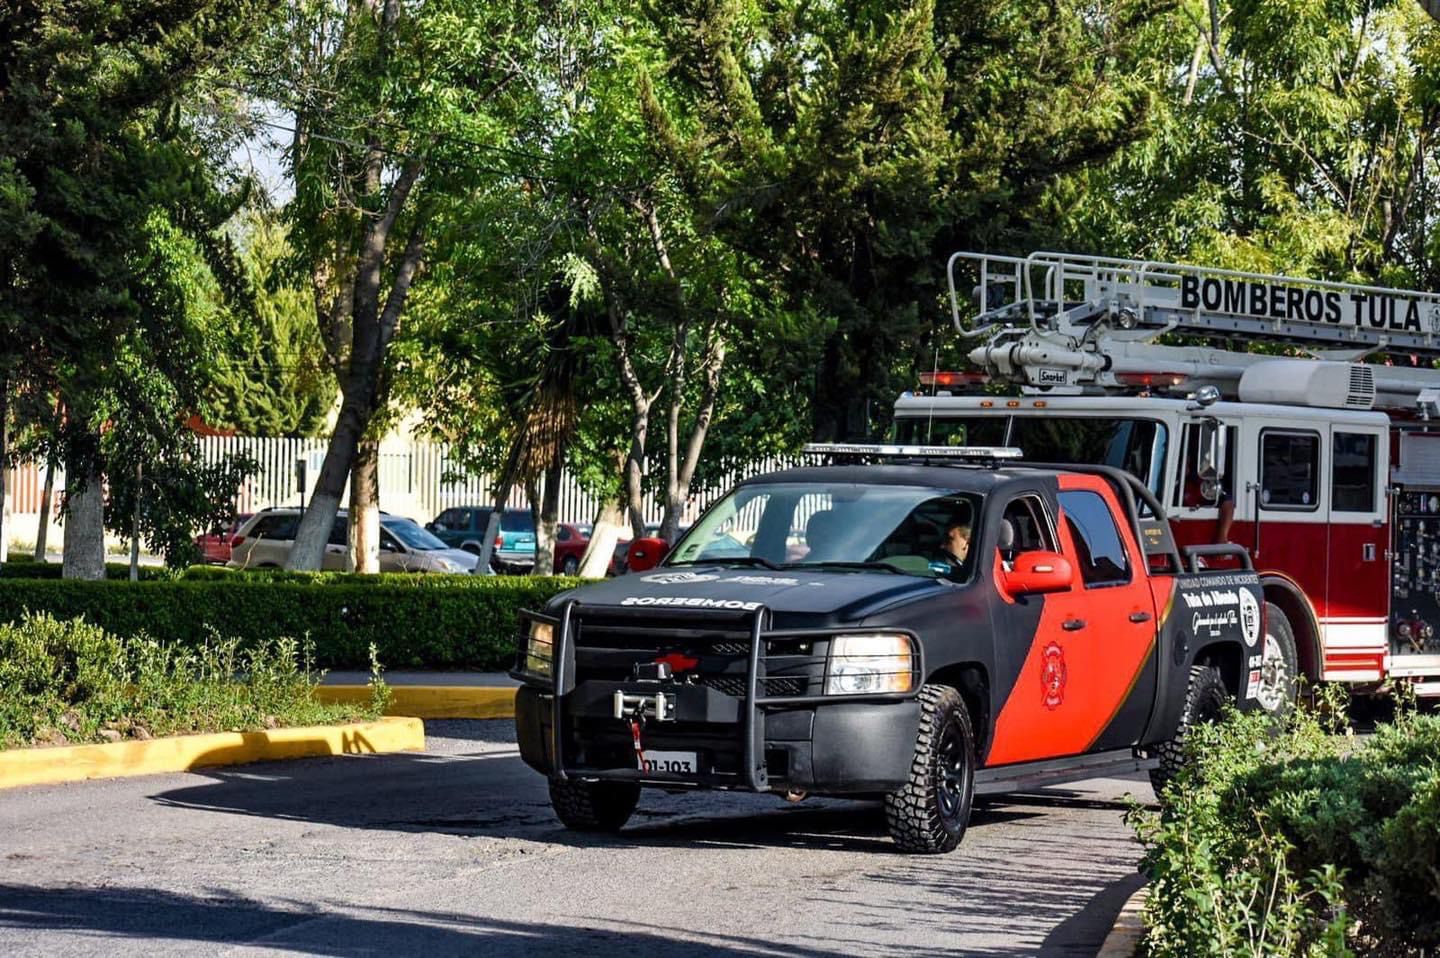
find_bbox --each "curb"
[1097,882,1147,958]
[0,716,425,790]
[316,685,516,719]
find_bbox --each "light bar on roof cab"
[801,443,1024,460]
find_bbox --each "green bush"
[1133,691,1440,956]
[0,574,580,669]
[0,613,385,749]
[0,560,175,581]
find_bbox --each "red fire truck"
[897,251,1440,698]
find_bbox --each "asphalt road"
[0,721,1151,957]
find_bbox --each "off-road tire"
[1256,602,1299,720]
[884,685,976,854]
[548,777,640,832]
[1149,665,1228,799]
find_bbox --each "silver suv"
[228,509,487,574]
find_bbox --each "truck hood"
[551,566,949,624]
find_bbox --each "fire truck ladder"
[947,251,1440,413]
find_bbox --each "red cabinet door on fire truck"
[1323,424,1388,681]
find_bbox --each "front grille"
[571,611,823,700]
[699,675,807,698]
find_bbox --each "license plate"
[640,750,698,775]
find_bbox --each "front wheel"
[548,778,639,832]
[1149,665,1228,798]
[884,685,975,854]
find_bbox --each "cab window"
[1058,490,1131,587]
[1260,430,1320,510]
[1331,433,1377,513]
[998,495,1055,561]
[1173,422,1238,509]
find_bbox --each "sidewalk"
[321,671,517,687]
[316,671,518,720]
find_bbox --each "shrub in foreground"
[1132,690,1440,956]
[0,613,387,749]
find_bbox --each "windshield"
[383,519,449,551]
[668,482,982,580]
[897,415,1168,496]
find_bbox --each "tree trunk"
[578,496,624,578]
[535,458,562,576]
[349,439,380,573]
[129,461,141,580]
[659,330,726,544]
[624,409,649,538]
[0,378,8,565]
[62,467,105,580]
[34,455,54,561]
[287,398,365,569]
[34,454,55,561]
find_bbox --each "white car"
[228,509,487,574]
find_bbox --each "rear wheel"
[1254,602,1299,718]
[1149,665,1227,798]
[548,777,640,832]
[884,685,975,854]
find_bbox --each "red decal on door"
[1040,642,1067,709]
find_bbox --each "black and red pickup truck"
[511,446,1286,853]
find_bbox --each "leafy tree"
[206,212,334,437]
[0,0,275,577]
[243,0,538,571]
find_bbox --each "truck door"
[1325,425,1388,681]
[986,478,1159,764]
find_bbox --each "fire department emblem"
[1040,642,1067,710]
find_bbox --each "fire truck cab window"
[1058,490,1131,587]
[1260,430,1321,510]
[896,416,1168,496]
[1331,432,1377,513]
[1175,422,1238,509]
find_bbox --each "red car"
[195,513,252,564]
[553,522,592,575]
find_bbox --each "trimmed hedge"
[0,575,581,669]
[0,560,175,581]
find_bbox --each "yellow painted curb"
[1097,883,1147,958]
[316,685,516,720]
[0,716,424,791]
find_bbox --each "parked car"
[609,523,688,575]
[194,513,252,564]
[553,522,592,575]
[228,508,486,574]
[426,507,555,573]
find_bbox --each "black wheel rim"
[936,717,969,823]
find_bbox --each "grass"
[0,613,389,750]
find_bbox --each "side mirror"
[1001,551,1075,597]
[626,536,669,573]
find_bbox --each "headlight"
[825,633,915,695]
[524,621,554,677]
[1422,622,1435,641]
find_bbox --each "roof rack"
[802,443,1023,461]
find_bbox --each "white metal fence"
[0,437,796,528]
[195,436,796,526]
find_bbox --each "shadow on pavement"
[150,748,1051,856]
[0,883,857,956]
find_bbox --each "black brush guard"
[512,601,923,791]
